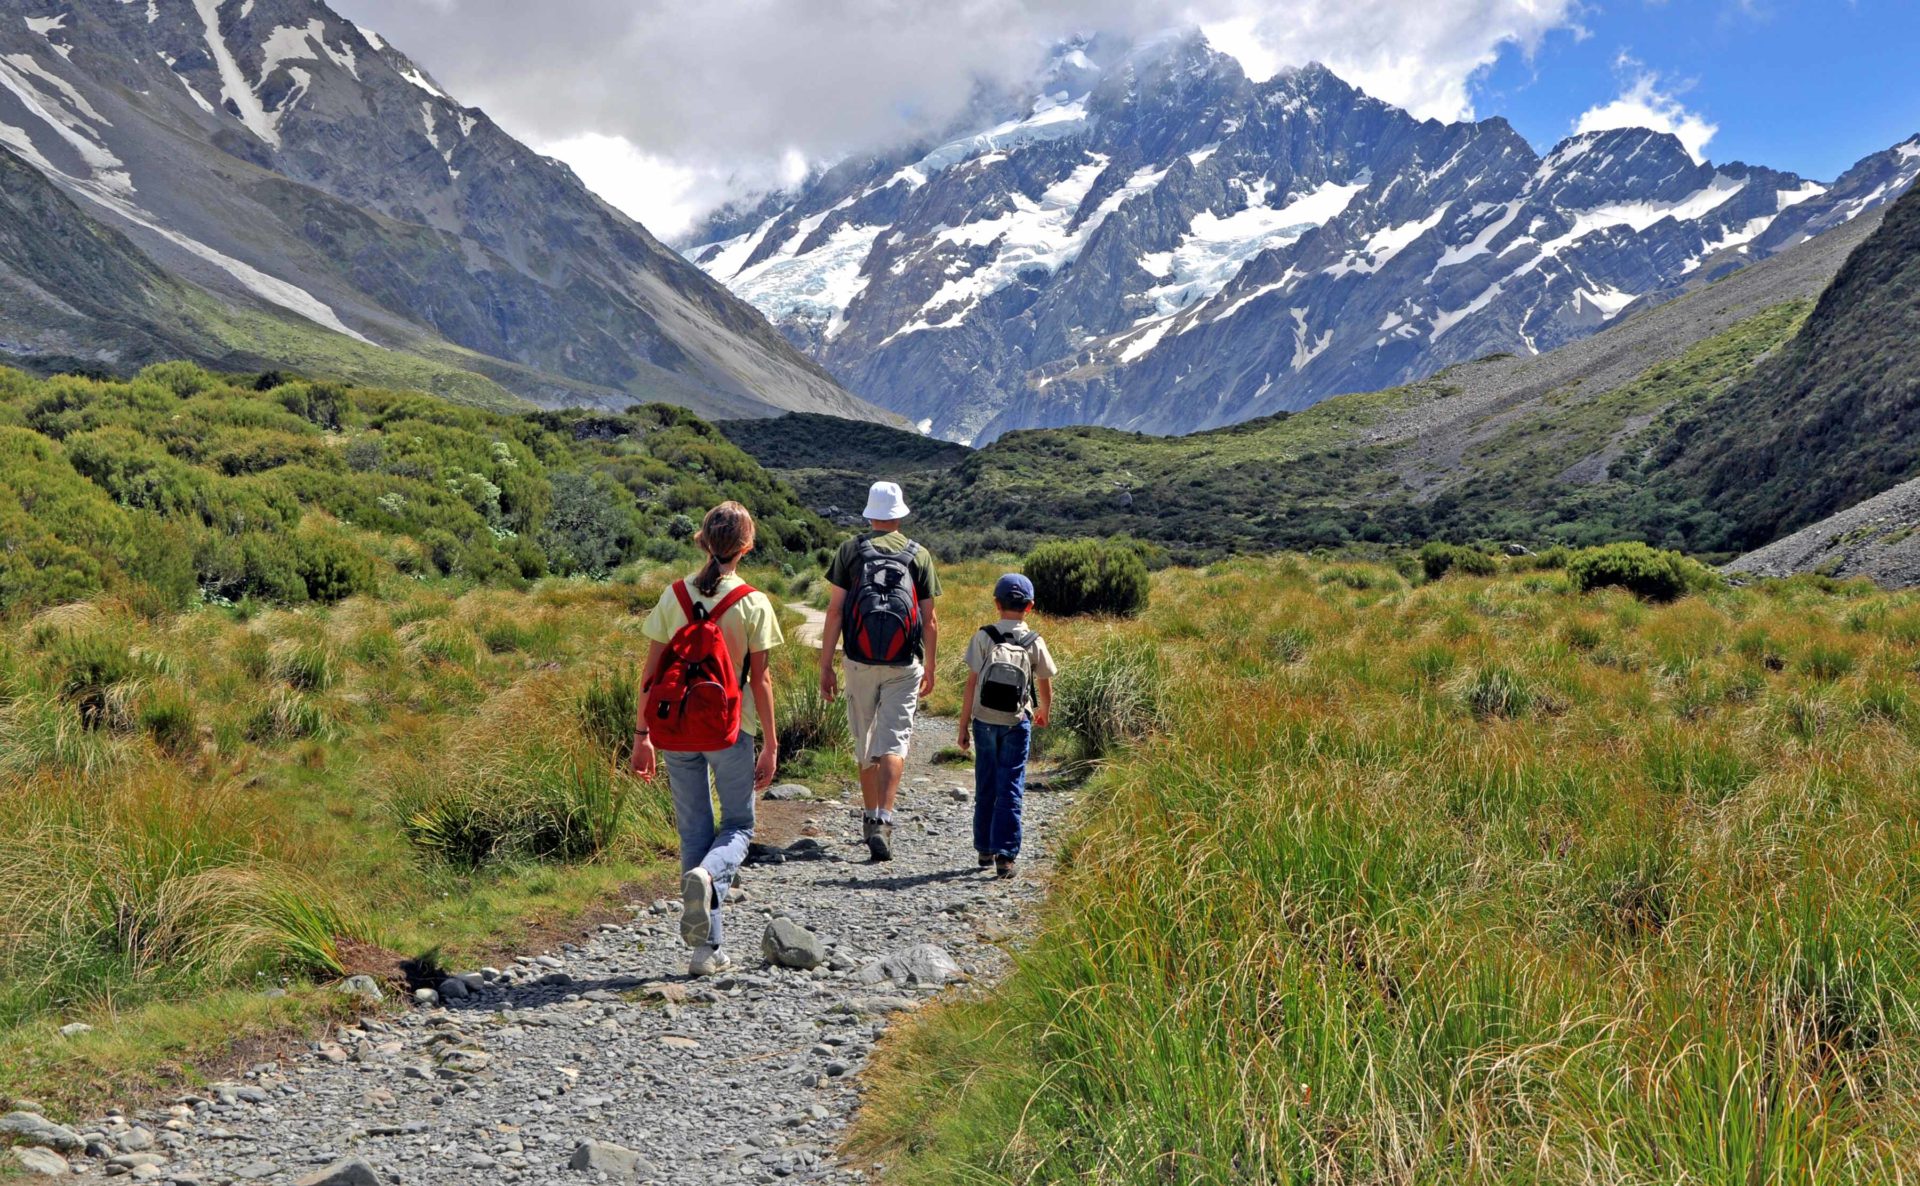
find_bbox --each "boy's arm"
[1033,677,1052,728]
[818,585,846,699]
[956,671,979,750]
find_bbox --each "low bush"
[1025,538,1150,618]
[1047,638,1163,762]
[777,677,852,761]
[396,743,631,870]
[1419,541,1498,581]
[1567,542,1715,602]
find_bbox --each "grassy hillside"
[0,364,862,1107]
[1648,181,1920,551]
[894,301,1811,559]
[0,363,839,618]
[860,556,1920,1183]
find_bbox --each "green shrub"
[1419,542,1498,581]
[578,665,639,762]
[291,529,376,604]
[396,746,630,870]
[1025,538,1150,618]
[1455,665,1536,719]
[777,677,851,760]
[1048,639,1163,761]
[1567,542,1714,602]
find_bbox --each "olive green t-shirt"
[827,531,941,602]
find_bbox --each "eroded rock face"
[690,35,1920,443]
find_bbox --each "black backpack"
[842,538,923,666]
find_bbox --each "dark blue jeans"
[972,720,1032,859]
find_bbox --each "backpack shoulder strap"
[897,539,920,563]
[710,583,757,622]
[1011,631,1040,651]
[983,624,1006,645]
[671,580,696,621]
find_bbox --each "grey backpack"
[976,626,1039,716]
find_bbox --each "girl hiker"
[630,501,784,976]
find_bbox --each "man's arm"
[956,670,979,750]
[917,596,939,697]
[819,585,847,699]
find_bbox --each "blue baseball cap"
[994,573,1035,607]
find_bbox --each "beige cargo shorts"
[844,658,922,768]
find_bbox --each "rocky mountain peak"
[689,33,1916,443]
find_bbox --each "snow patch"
[1141,178,1364,316]
[1290,309,1330,371]
[190,0,279,146]
[915,93,1090,175]
[1119,317,1173,363]
[1430,284,1504,341]
[0,55,131,194]
[728,219,891,341]
[399,66,449,101]
[1325,205,1451,278]
[1431,202,1522,276]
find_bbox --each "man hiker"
[819,480,941,861]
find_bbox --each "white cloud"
[335,0,1586,231]
[1575,58,1719,163]
[539,133,807,243]
[1200,0,1580,121]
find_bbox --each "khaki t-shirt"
[642,573,784,737]
[964,622,1057,726]
[827,531,941,602]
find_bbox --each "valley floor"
[45,719,1071,1186]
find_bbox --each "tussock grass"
[857,556,1920,1184]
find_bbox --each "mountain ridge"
[689,34,1919,442]
[0,0,895,422]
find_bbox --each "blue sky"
[1479,0,1920,181]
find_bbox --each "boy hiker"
[956,573,1055,879]
[819,481,941,862]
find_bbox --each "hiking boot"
[995,856,1016,880]
[977,852,994,868]
[867,819,894,862]
[688,945,732,977]
[680,868,714,947]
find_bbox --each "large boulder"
[761,918,828,970]
[295,1157,380,1186]
[0,1112,84,1153]
[853,944,962,988]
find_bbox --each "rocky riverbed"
[8,719,1067,1185]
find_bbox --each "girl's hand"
[629,734,658,782]
[754,742,779,791]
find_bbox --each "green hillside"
[0,363,838,617]
[1647,181,1920,550]
[896,301,1810,559]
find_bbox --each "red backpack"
[643,580,757,752]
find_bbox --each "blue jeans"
[972,720,1031,859]
[662,733,757,949]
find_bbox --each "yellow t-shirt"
[641,573,784,737]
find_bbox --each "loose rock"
[0,1112,84,1153]
[569,1139,649,1179]
[761,917,828,970]
[293,1156,380,1186]
[10,1146,68,1176]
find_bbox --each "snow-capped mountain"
[0,0,886,421]
[688,34,1920,441]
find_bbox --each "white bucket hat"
[861,480,911,521]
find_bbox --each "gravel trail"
[38,718,1066,1186]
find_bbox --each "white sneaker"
[689,946,733,977]
[680,868,714,947]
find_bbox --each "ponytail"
[692,501,756,597]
